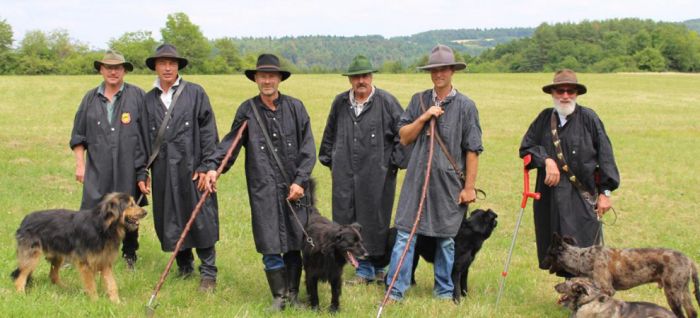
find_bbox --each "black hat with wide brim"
[244,54,291,82]
[145,44,188,71]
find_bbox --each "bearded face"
[551,86,578,116]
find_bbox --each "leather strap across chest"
[549,111,597,206]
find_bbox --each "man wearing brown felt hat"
[70,50,147,271]
[520,69,620,279]
[385,44,483,302]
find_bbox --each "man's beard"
[553,97,576,116]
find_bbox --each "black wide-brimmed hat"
[417,44,467,71]
[94,50,133,72]
[542,69,587,95]
[244,54,291,82]
[145,44,188,70]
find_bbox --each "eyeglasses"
[554,88,578,95]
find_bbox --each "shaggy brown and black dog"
[544,233,700,318]
[301,181,369,312]
[11,192,147,303]
[555,277,676,318]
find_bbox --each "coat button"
[111,128,115,131]
[261,146,265,150]
[185,121,189,126]
[272,133,277,137]
[97,121,101,125]
[371,134,375,138]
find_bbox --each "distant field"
[0,73,699,317]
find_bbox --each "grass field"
[0,72,699,317]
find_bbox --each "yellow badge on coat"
[121,112,131,124]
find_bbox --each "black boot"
[286,262,304,308]
[265,268,288,312]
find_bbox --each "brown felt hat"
[417,44,466,71]
[94,50,133,72]
[145,44,188,71]
[542,69,587,95]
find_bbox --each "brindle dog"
[544,233,700,318]
[556,277,676,318]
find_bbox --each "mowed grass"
[0,72,699,317]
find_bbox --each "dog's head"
[98,192,147,232]
[541,232,578,274]
[324,222,368,269]
[465,208,498,238]
[555,277,608,310]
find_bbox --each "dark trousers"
[121,228,139,257]
[176,246,217,279]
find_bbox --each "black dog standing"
[381,209,498,302]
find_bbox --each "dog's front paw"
[329,304,339,314]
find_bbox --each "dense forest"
[0,13,698,74]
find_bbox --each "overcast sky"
[1,0,698,49]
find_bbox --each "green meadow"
[0,73,698,317]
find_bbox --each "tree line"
[1,14,698,75]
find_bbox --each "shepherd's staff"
[376,117,436,318]
[145,121,248,317]
[495,154,540,308]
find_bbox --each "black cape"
[69,83,148,209]
[318,88,410,256]
[519,105,620,269]
[202,94,316,254]
[143,79,219,251]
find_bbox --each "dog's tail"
[693,262,700,307]
[307,178,317,206]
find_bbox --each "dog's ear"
[573,283,588,296]
[99,193,122,230]
[562,236,577,246]
[552,232,561,242]
[350,222,362,233]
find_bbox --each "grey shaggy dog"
[544,233,700,318]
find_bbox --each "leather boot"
[265,268,288,312]
[286,262,304,308]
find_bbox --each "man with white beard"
[519,69,620,278]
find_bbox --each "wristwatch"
[602,189,612,197]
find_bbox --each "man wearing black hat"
[142,44,220,292]
[520,69,619,277]
[319,55,409,285]
[70,50,149,270]
[202,53,316,311]
[385,44,483,302]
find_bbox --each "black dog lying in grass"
[380,208,498,303]
[301,181,369,313]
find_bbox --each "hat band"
[256,64,281,70]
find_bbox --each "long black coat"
[203,94,316,254]
[70,83,148,209]
[318,88,409,256]
[143,79,219,251]
[395,90,483,237]
[519,105,620,269]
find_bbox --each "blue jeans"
[356,259,385,280]
[385,230,454,300]
[262,251,302,271]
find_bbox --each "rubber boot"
[286,262,304,308]
[265,268,288,312]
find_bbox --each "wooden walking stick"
[145,121,247,317]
